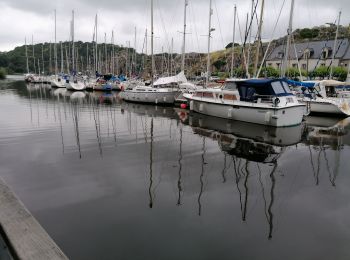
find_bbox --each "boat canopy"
[153,71,187,86]
[286,79,316,88]
[236,79,293,101]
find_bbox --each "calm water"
[1,77,350,260]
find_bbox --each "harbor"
[0,77,350,259]
[1,0,350,258]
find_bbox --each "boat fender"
[199,103,204,112]
[190,101,194,111]
[228,108,233,118]
[265,112,271,123]
[163,96,167,102]
[155,99,158,104]
[274,97,280,107]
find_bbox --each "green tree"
[332,66,347,81]
[0,67,7,80]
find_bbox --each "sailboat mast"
[253,0,265,78]
[72,10,75,72]
[112,30,115,75]
[60,41,63,73]
[230,5,237,78]
[181,0,188,72]
[246,0,254,77]
[151,0,154,86]
[54,9,58,75]
[282,0,294,78]
[104,32,107,73]
[330,11,341,79]
[32,35,36,74]
[206,0,213,86]
[95,14,98,73]
[25,37,29,74]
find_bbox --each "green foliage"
[332,66,348,81]
[285,67,308,80]
[0,67,7,80]
[225,42,240,49]
[259,66,279,78]
[299,28,319,39]
[217,72,229,79]
[312,66,329,79]
[212,59,226,70]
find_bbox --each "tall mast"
[32,35,36,74]
[151,0,154,86]
[281,0,294,78]
[41,43,44,74]
[104,32,107,73]
[134,27,137,76]
[112,30,115,75]
[253,0,265,78]
[246,0,254,77]
[25,37,29,74]
[330,11,341,79]
[181,0,188,72]
[54,9,58,76]
[170,37,174,76]
[60,41,63,73]
[230,5,237,78]
[206,0,213,86]
[95,14,98,73]
[71,10,75,73]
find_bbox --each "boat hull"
[120,91,180,104]
[189,100,305,127]
[65,81,86,91]
[308,101,350,116]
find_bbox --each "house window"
[321,63,325,67]
[321,47,332,59]
[302,64,307,70]
[292,63,297,68]
[276,63,281,69]
[277,51,284,59]
[303,49,313,59]
[267,63,272,67]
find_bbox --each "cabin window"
[302,64,307,70]
[282,81,292,93]
[224,82,237,90]
[271,81,285,95]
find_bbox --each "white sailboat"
[120,0,180,105]
[65,10,86,91]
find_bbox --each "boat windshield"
[224,82,237,91]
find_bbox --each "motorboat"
[51,74,67,88]
[184,78,306,127]
[289,79,350,116]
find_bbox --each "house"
[266,39,349,72]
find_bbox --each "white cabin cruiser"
[50,74,67,88]
[184,78,306,127]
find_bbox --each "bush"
[259,66,279,78]
[332,66,347,81]
[0,67,6,80]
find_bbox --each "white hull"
[307,100,350,116]
[66,81,86,91]
[189,100,305,127]
[51,79,65,88]
[120,90,180,104]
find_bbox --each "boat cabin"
[233,79,293,102]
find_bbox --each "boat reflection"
[180,112,305,239]
[304,116,350,186]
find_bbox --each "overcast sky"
[0,0,349,53]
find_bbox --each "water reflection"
[2,80,350,259]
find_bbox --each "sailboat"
[119,0,181,105]
[65,10,87,91]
